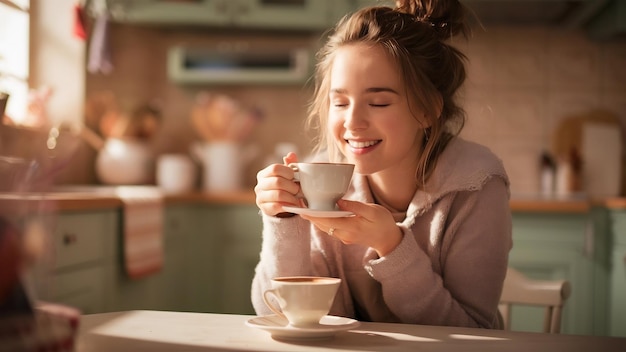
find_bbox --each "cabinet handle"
[63,233,77,245]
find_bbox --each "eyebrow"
[330,87,400,95]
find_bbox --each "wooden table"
[76,310,626,352]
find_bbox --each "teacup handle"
[263,289,286,319]
[286,163,307,206]
[287,163,300,182]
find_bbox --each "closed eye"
[370,103,390,107]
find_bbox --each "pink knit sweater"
[251,138,512,328]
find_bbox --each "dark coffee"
[274,276,337,284]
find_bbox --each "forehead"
[330,43,402,91]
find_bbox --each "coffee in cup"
[288,162,355,211]
[262,276,341,327]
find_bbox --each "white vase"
[96,138,154,185]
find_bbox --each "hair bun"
[395,0,469,39]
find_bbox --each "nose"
[343,103,368,131]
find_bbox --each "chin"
[352,164,377,176]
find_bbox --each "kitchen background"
[3,0,626,197]
[3,0,626,339]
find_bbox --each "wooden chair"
[499,267,572,334]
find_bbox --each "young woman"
[251,0,512,328]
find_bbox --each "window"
[0,0,30,125]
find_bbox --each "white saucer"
[282,206,354,218]
[245,315,360,340]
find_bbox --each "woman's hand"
[254,152,304,217]
[300,199,403,257]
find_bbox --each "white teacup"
[288,162,355,211]
[262,276,341,328]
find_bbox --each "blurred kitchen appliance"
[552,109,623,198]
[167,46,311,85]
[581,122,622,198]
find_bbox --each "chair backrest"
[499,267,572,334]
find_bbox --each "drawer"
[48,267,105,314]
[53,212,110,270]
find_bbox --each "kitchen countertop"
[1,189,625,213]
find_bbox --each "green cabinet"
[607,209,626,337]
[36,203,262,315]
[235,0,332,31]
[106,205,205,313]
[31,201,626,337]
[161,205,201,312]
[197,204,262,315]
[107,0,232,26]
[107,0,338,30]
[33,210,118,315]
[509,211,599,336]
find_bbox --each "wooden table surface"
[76,310,626,352]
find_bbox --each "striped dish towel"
[115,187,164,279]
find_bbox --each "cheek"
[327,113,344,137]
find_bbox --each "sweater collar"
[345,137,509,226]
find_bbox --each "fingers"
[302,217,357,245]
[283,152,298,165]
[255,158,302,216]
[337,199,376,221]
[301,200,400,253]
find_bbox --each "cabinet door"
[509,212,595,335]
[186,206,221,313]
[199,204,262,315]
[51,212,112,270]
[609,244,626,337]
[108,205,201,312]
[234,0,330,30]
[218,208,262,315]
[48,267,105,315]
[609,210,626,337]
[160,205,198,312]
[32,210,118,314]
[107,0,232,26]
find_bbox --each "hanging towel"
[87,12,113,74]
[115,187,164,279]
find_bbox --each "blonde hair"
[306,0,470,187]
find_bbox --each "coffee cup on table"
[288,162,355,211]
[262,276,341,328]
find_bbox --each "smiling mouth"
[347,140,381,149]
